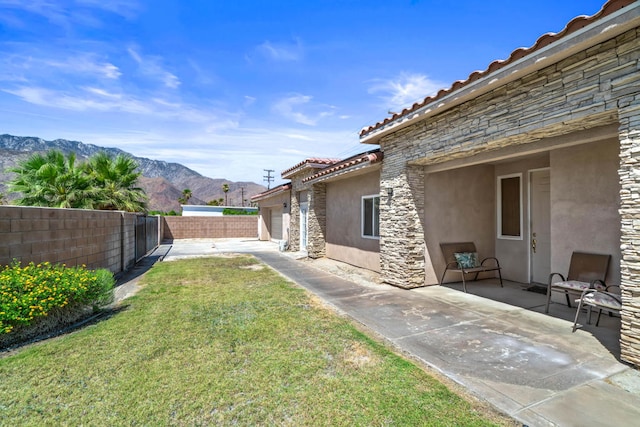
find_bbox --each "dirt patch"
[240,264,265,271]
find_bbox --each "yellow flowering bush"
[0,261,114,334]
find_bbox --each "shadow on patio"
[441,279,621,359]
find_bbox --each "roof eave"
[360,2,640,145]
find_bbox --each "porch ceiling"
[411,120,618,174]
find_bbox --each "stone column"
[307,183,327,258]
[380,148,426,288]
[289,190,300,251]
[619,103,640,366]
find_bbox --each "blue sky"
[0,0,607,187]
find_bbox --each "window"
[497,174,522,239]
[362,195,380,238]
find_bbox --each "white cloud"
[76,0,142,19]
[0,0,141,28]
[44,55,122,79]
[272,94,335,126]
[368,72,445,111]
[255,38,303,62]
[128,47,180,89]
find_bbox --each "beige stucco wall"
[424,164,495,284]
[255,191,290,242]
[494,154,550,283]
[550,138,621,283]
[325,170,380,272]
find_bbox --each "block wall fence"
[0,206,140,274]
[1,206,258,275]
[161,216,257,240]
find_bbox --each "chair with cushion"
[439,242,503,293]
[572,285,621,332]
[545,251,610,314]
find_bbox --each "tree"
[178,188,192,205]
[207,198,224,206]
[9,150,148,212]
[83,152,148,212]
[0,193,6,205]
[9,150,97,209]
[222,183,229,206]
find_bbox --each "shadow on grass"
[1,304,131,356]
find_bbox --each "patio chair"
[572,285,621,332]
[439,242,503,293]
[545,251,610,314]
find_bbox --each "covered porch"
[442,278,621,358]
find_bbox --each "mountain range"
[0,134,267,213]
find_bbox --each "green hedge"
[222,208,258,215]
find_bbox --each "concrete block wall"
[161,216,257,240]
[0,206,137,274]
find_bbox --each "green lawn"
[0,256,510,426]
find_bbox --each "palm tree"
[178,188,192,205]
[84,152,148,212]
[222,183,229,206]
[9,150,96,209]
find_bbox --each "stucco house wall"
[253,190,290,242]
[325,170,380,272]
[550,138,621,282]
[424,164,495,284]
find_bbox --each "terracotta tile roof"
[360,0,635,137]
[303,150,383,183]
[281,157,341,178]
[250,183,291,201]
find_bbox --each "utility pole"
[263,169,274,189]
[240,187,245,207]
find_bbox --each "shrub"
[222,208,258,215]
[0,261,115,335]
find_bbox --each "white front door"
[300,202,308,250]
[530,169,551,285]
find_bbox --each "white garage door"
[270,208,283,240]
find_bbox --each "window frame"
[361,194,380,239]
[497,173,523,240]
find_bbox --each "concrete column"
[619,103,640,366]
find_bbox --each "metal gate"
[135,214,159,261]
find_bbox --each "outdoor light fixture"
[386,187,393,198]
[283,202,287,208]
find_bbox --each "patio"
[442,279,621,359]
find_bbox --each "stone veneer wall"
[0,206,138,274]
[288,174,306,251]
[161,216,257,240]
[377,27,639,286]
[379,163,425,288]
[619,104,640,366]
[286,169,323,252]
[307,183,327,258]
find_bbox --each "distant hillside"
[0,134,267,213]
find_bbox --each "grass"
[0,256,509,426]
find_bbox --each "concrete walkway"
[148,239,640,426]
